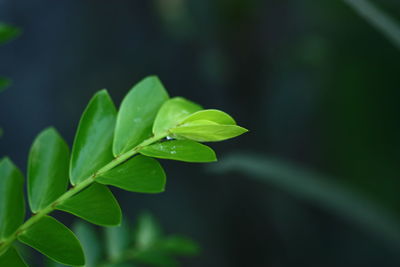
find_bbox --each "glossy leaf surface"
[113,76,169,156]
[152,97,202,136]
[18,216,84,266]
[70,90,117,185]
[56,183,121,226]
[0,247,27,267]
[170,120,248,142]
[97,155,166,193]
[73,222,101,267]
[140,140,216,162]
[0,158,25,239]
[28,128,69,213]
[181,109,236,125]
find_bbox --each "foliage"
[0,76,247,266]
[46,213,200,267]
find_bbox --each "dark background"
[1,0,400,266]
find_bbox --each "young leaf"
[170,120,248,142]
[0,158,25,240]
[0,77,11,92]
[56,183,122,226]
[70,90,117,185]
[0,247,27,267]
[134,213,162,251]
[139,140,217,162]
[96,155,166,193]
[113,76,169,156]
[105,220,130,261]
[18,216,85,266]
[0,23,21,44]
[181,109,236,125]
[28,127,69,213]
[152,97,202,136]
[73,222,101,267]
[156,236,200,256]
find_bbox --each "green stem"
[0,134,165,255]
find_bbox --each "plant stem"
[0,134,165,255]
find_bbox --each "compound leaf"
[152,97,202,136]
[113,76,169,156]
[0,158,25,240]
[28,127,69,213]
[70,90,117,185]
[97,155,166,193]
[56,183,121,226]
[18,216,85,266]
[0,247,27,267]
[140,140,216,162]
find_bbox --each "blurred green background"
[1,0,400,266]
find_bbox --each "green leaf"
[0,158,25,240]
[113,76,169,156]
[28,127,69,213]
[70,90,117,185]
[139,140,216,162]
[97,155,166,193]
[134,212,162,251]
[105,220,130,261]
[152,97,202,136]
[181,109,236,125]
[56,183,122,226]
[170,120,248,142]
[156,236,200,256]
[73,222,101,267]
[0,23,21,44]
[18,216,85,266]
[0,247,27,267]
[0,77,11,92]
